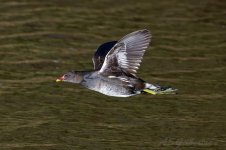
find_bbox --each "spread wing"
[92,41,117,70]
[99,29,151,76]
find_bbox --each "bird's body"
[56,29,177,97]
[80,71,145,97]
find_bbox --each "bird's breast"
[82,74,135,97]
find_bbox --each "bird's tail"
[143,83,178,95]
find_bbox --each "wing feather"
[92,41,117,70]
[99,29,151,76]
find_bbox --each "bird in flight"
[56,29,177,97]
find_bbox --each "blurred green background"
[0,0,226,149]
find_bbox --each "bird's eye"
[64,74,70,78]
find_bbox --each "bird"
[56,29,177,97]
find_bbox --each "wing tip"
[138,29,151,37]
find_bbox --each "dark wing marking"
[99,29,151,76]
[92,41,117,70]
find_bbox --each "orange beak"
[56,76,64,82]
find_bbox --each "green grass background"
[0,0,226,149]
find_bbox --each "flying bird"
[56,29,177,97]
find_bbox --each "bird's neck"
[73,71,91,83]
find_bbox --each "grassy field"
[0,0,226,149]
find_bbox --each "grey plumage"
[56,29,177,97]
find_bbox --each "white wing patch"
[117,43,128,69]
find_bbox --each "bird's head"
[56,71,82,83]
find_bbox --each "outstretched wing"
[92,41,117,70]
[99,29,151,76]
